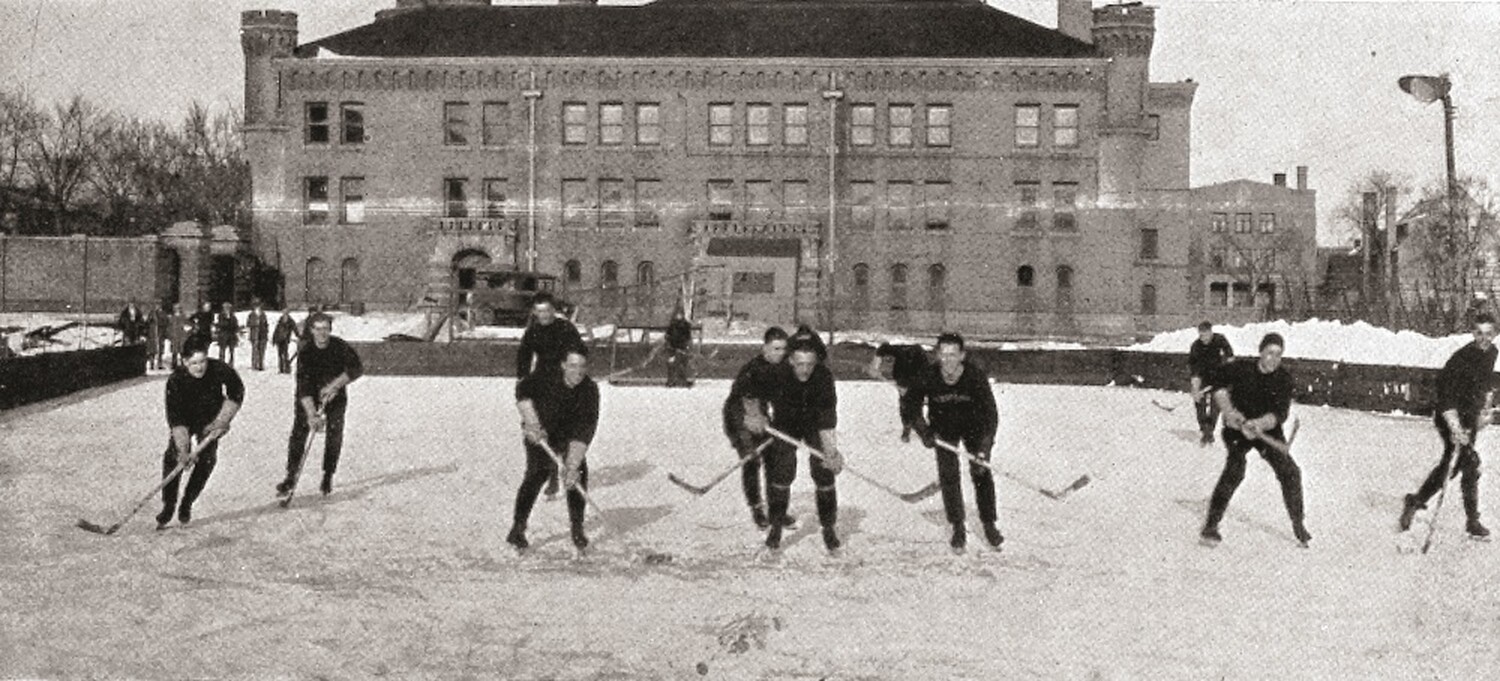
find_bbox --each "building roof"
[298,0,1098,61]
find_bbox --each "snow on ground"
[1131,318,1475,368]
[5,372,1500,678]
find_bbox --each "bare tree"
[25,96,103,234]
[0,90,44,228]
[1400,176,1500,328]
[170,103,249,227]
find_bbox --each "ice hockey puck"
[696,661,709,675]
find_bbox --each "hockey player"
[515,292,584,498]
[245,301,270,371]
[743,339,845,553]
[869,342,932,442]
[507,344,600,553]
[277,313,363,497]
[1201,332,1310,547]
[1188,321,1235,444]
[788,323,828,364]
[903,333,1002,551]
[215,303,240,366]
[156,338,243,529]
[1398,314,1499,539]
[665,306,694,388]
[272,310,299,374]
[722,326,789,529]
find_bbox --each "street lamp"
[1399,73,1460,318]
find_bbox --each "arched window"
[305,257,326,304]
[852,263,870,290]
[636,261,655,286]
[1056,265,1073,289]
[601,260,619,287]
[890,263,909,312]
[564,259,582,286]
[1140,284,1158,315]
[340,257,360,304]
[1016,265,1035,287]
[891,263,908,285]
[927,264,946,292]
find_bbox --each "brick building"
[1189,168,1318,322]
[241,0,1307,337]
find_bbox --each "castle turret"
[1092,3,1155,202]
[240,10,298,128]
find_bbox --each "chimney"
[1296,165,1309,191]
[1057,0,1093,43]
[1272,173,1286,187]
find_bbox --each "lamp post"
[1398,74,1459,318]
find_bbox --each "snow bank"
[1129,318,1474,368]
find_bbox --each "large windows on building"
[481,102,508,146]
[1014,104,1040,147]
[562,102,588,145]
[444,177,468,218]
[599,103,625,145]
[783,180,810,219]
[340,102,365,144]
[1015,181,1040,230]
[851,104,875,147]
[562,179,590,228]
[598,179,626,228]
[924,181,951,231]
[887,181,913,231]
[1053,105,1079,147]
[850,181,875,231]
[303,176,329,224]
[564,259,583,286]
[1211,213,1228,233]
[927,263,947,309]
[483,178,508,218]
[1209,281,1229,306]
[636,103,661,145]
[708,103,733,146]
[707,180,735,220]
[305,102,330,144]
[1146,114,1161,141]
[1056,265,1075,308]
[340,177,365,224]
[926,105,951,147]
[1209,246,1227,270]
[1139,228,1159,260]
[444,102,470,146]
[1140,284,1157,315]
[783,104,808,146]
[888,104,914,147]
[1235,213,1252,234]
[746,180,776,222]
[1260,213,1277,233]
[1053,182,1078,231]
[747,104,772,146]
[889,263,909,311]
[635,179,662,227]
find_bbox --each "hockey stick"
[279,412,324,508]
[1420,442,1470,555]
[764,425,940,503]
[77,434,219,535]
[668,439,773,496]
[1151,399,1178,413]
[932,438,1090,501]
[537,440,605,515]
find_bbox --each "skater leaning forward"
[869,341,932,443]
[1188,321,1235,444]
[903,333,1003,552]
[157,337,244,529]
[722,326,790,529]
[1201,332,1310,547]
[277,313,363,498]
[742,338,845,553]
[516,292,585,499]
[507,344,600,553]
[1399,313,1499,539]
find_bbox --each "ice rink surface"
[4,368,1499,679]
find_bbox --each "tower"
[1092,3,1156,201]
[240,10,298,128]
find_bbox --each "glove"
[1452,427,1472,448]
[975,440,995,462]
[820,446,844,475]
[562,446,586,488]
[307,409,327,432]
[920,431,937,449]
[1222,410,1246,431]
[318,384,340,405]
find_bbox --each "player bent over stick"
[278,313,363,499]
[1398,313,1498,542]
[721,326,790,529]
[508,344,601,554]
[1201,332,1311,548]
[156,338,244,529]
[742,339,845,554]
[903,333,1003,552]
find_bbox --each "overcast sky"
[3,0,1498,245]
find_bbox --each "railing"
[690,219,821,237]
[427,216,519,233]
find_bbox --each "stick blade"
[1049,475,1092,500]
[899,481,942,503]
[666,473,712,496]
[76,519,110,535]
